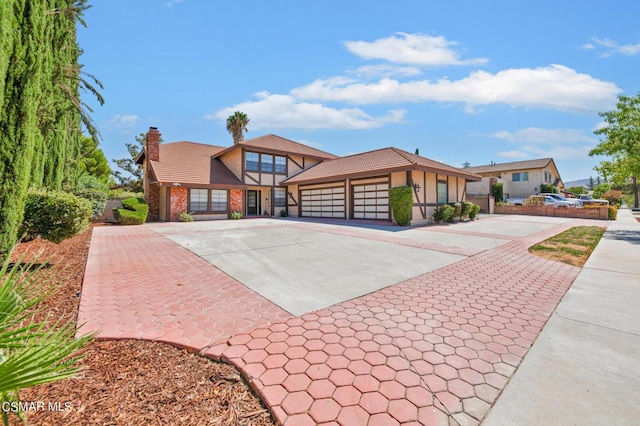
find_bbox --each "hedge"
[19,189,93,243]
[389,186,413,226]
[73,188,108,219]
[114,197,148,225]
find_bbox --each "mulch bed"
[7,227,276,426]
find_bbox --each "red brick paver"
[211,218,606,425]
[78,226,291,349]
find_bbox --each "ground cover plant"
[529,226,606,266]
[9,228,275,425]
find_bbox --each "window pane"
[274,188,286,207]
[211,189,227,212]
[522,172,529,181]
[512,173,520,182]
[246,152,259,171]
[437,182,448,204]
[275,156,286,174]
[190,189,208,212]
[261,154,273,172]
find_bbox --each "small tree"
[491,182,504,202]
[389,186,413,226]
[567,186,587,195]
[588,176,595,190]
[593,183,612,199]
[111,133,147,192]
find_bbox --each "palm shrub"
[19,189,92,243]
[389,186,413,226]
[0,258,92,425]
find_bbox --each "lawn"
[9,227,275,426]
[529,226,606,266]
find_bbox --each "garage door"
[300,185,345,218]
[352,179,390,220]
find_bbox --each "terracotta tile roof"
[464,158,554,174]
[282,147,481,185]
[213,134,337,160]
[149,142,245,187]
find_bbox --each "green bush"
[230,211,244,220]
[19,189,92,243]
[491,182,504,202]
[540,183,557,194]
[433,204,454,223]
[178,212,194,222]
[279,209,288,217]
[469,203,480,220]
[593,183,611,199]
[108,189,144,200]
[73,188,108,219]
[450,203,462,222]
[389,186,413,226]
[114,197,148,225]
[608,205,618,220]
[76,174,109,192]
[460,201,473,219]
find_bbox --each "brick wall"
[230,189,243,214]
[169,187,188,221]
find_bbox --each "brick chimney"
[146,126,161,162]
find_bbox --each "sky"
[77,0,640,182]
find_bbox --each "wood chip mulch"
[7,226,276,426]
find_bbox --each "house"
[137,127,481,225]
[465,158,564,200]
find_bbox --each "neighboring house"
[137,127,481,225]
[465,158,564,200]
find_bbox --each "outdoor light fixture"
[413,183,421,191]
[172,182,181,187]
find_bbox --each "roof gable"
[213,134,337,160]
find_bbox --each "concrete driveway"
[148,216,556,316]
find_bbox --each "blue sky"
[77,0,640,182]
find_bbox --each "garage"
[300,184,346,218]
[351,177,390,220]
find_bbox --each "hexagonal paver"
[309,398,341,423]
[360,392,389,415]
[281,391,313,415]
[333,385,362,406]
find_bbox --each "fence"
[494,205,610,220]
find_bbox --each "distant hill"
[565,179,590,189]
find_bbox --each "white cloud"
[348,64,422,78]
[582,37,640,57]
[108,114,139,129]
[490,127,595,144]
[291,64,620,113]
[206,92,406,130]
[497,150,530,159]
[344,33,488,66]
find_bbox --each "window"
[512,172,529,182]
[189,189,208,212]
[246,152,259,171]
[210,190,227,212]
[275,156,286,174]
[274,188,286,207]
[437,181,448,204]
[261,154,273,172]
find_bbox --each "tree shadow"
[603,229,640,245]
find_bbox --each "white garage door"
[300,185,346,218]
[352,180,390,220]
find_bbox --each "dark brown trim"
[413,203,440,207]
[410,172,426,219]
[162,183,247,190]
[245,173,260,185]
[288,155,303,169]
[187,188,230,214]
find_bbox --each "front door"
[247,190,260,215]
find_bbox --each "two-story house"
[465,158,564,200]
[137,127,481,224]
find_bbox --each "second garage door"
[352,179,390,220]
[300,185,346,218]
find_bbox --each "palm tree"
[226,111,249,144]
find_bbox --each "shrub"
[449,203,462,222]
[230,211,244,220]
[608,205,618,220]
[73,188,108,219]
[468,203,481,220]
[279,209,288,217]
[433,204,454,223]
[491,182,504,202]
[540,183,557,194]
[178,211,194,222]
[108,189,144,200]
[460,201,473,219]
[19,189,92,243]
[524,195,545,206]
[389,186,413,226]
[603,190,625,207]
[114,197,148,225]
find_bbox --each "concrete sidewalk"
[484,208,640,425]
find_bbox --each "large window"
[512,172,529,182]
[245,152,287,174]
[189,189,228,213]
[274,188,286,207]
[275,156,286,174]
[189,189,208,212]
[246,152,259,171]
[210,190,228,212]
[437,181,448,204]
[261,154,273,172]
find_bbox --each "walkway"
[78,215,612,425]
